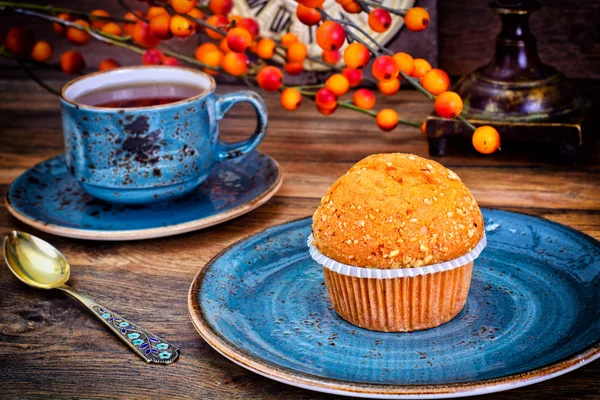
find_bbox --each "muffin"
[309,153,486,332]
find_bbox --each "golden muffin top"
[312,153,484,269]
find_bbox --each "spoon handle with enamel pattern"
[59,285,179,364]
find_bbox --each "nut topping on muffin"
[312,153,484,269]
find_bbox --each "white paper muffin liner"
[307,233,486,279]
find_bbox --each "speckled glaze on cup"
[61,66,267,204]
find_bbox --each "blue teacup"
[61,66,267,204]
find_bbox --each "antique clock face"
[232,0,416,70]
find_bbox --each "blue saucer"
[6,151,281,240]
[189,209,600,398]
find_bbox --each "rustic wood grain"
[0,78,599,399]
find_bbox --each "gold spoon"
[3,231,179,364]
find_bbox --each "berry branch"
[1,0,500,154]
[0,1,134,23]
[318,8,390,55]
[8,8,145,53]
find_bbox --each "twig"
[116,0,149,23]
[0,46,62,70]
[18,61,61,96]
[161,2,228,36]
[160,47,219,71]
[398,71,435,100]
[457,114,476,132]
[355,0,408,17]
[0,1,133,23]
[339,101,376,117]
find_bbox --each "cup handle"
[215,91,267,162]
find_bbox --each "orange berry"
[30,41,52,62]
[472,126,500,154]
[315,88,337,111]
[322,50,341,65]
[142,49,165,65]
[102,22,122,36]
[317,105,337,115]
[299,0,325,7]
[296,4,321,26]
[229,15,243,25]
[420,68,450,96]
[67,19,91,46]
[392,52,414,76]
[284,61,304,75]
[404,7,430,32]
[210,0,233,15]
[172,0,197,14]
[376,109,399,131]
[342,67,362,87]
[237,18,260,39]
[368,8,392,33]
[353,88,376,109]
[187,8,205,33]
[163,57,181,66]
[372,55,399,81]
[411,58,432,78]
[343,42,370,70]
[99,58,120,71]
[53,13,72,36]
[420,121,427,136]
[196,43,219,59]
[150,13,173,39]
[146,6,168,20]
[287,42,307,62]
[206,14,229,40]
[255,38,276,59]
[336,0,353,5]
[280,88,302,111]
[325,74,350,96]
[90,9,110,29]
[170,14,195,38]
[377,78,400,95]
[198,49,223,76]
[257,66,284,92]
[281,33,298,47]
[226,27,252,53]
[434,91,463,118]
[219,38,231,53]
[133,20,161,48]
[316,21,346,52]
[342,1,362,13]
[221,52,248,76]
[60,50,85,74]
[5,27,34,56]
[122,11,142,36]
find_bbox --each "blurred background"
[1,0,599,79]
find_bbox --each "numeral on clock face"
[247,0,269,15]
[307,24,317,44]
[270,5,293,33]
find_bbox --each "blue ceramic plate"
[6,151,281,240]
[189,209,600,398]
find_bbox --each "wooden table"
[1,79,598,399]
